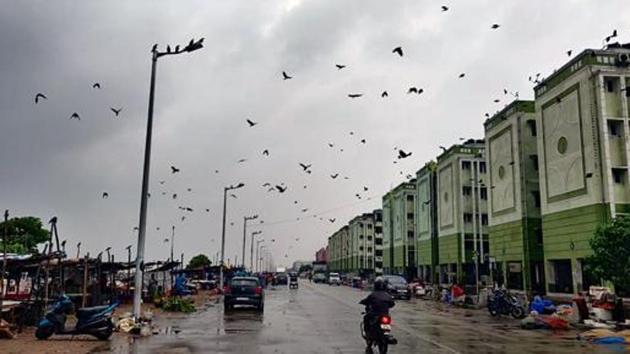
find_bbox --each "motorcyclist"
[359,277,395,349]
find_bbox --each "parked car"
[328,272,341,285]
[312,273,326,283]
[224,277,264,311]
[383,275,410,300]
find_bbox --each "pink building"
[315,247,328,263]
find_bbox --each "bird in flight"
[329,218,336,223]
[92,83,101,89]
[566,50,572,57]
[441,5,449,12]
[262,182,271,187]
[381,91,388,98]
[301,208,308,213]
[459,73,466,78]
[205,208,210,212]
[331,174,339,179]
[102,192,109,199]
[407,87,423,94]
[392,46,403,57]
[336,64,346,70]
[237,158,247,163]
[491,24,500,29]
[262,149,269,156]
[69,112,81,121]
[360,139,366,144]
[159,181,165,185]
[328,143,334,148]
[348,93,363,98]
[439,145,447,152]
[282,71,293,80]
[35,93,47,104]
[171,166,180,174]
[275,185,287,193]
[299,163,312,171]
[110,107,122,117]
[246,119,258,127]
[398,149,412,159]
[230,194,238,199]
[172,193,177,199]
[363,186,369,191]
[605,29,618,43]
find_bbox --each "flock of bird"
[26,4,626,261]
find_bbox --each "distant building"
[373,209,384,276]
[415,161,439,283]
[484,100,544,293]
[533,45,630,295]
[328,225,349,273]
[315,247,328,263]
[436,139,488,286]
[382,181,417,278]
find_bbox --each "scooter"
[36,295,119,340]
[360,309,397,354]
[487,289,526,319]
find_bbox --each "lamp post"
[125,245,132,296]
[258,245,266,272]
[170,225,175,262]
[255,240,264,272]
[250,230,262,271]
[132,38,204,319]
[219,183,245,291]
[242,215,258,268]
[76,242,81,259]
[0,210,8,311]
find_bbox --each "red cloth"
[452,285,464,298]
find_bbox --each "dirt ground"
[0,291,218,354]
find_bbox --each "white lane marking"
[305,283,462,354]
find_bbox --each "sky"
[1,0,629,268]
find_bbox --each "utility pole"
[132,38,204,320]
[126,245,132,296]
[76,242,81,259]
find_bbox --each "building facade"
[373,209,384,276]
[315,247,328,263]
[382,181,417,278]
[436,140,489,286]
[415,161,439,283]
[484,100,544,294]
[534,46,630,295]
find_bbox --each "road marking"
[305,283,462,354]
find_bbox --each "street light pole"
[250,231,262,271]
[132,39,204,320]
[242,215,258,269]
[0,210,8,312]
[219,183,244,291]
[256,240,264,272]
[170,225,175,262]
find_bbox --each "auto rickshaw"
[289,272,299,289]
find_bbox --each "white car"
[328,273,341,285]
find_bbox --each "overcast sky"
[1,0,628,267]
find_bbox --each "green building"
[327,225,348,273]
[534,46,630,295]
[484,100,544,294]
[436,140,488,286]
[415,161,439,283]
[382,181,417,277]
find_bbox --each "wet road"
[131,281,609,354]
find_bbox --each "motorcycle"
[360,310,397,354]
[35,295,119,340]
[487,289,526,319]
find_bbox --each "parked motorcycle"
[487,289,526,319]
[360,310,397,354]
[36,295,118,340]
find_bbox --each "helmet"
[373,277,388,291]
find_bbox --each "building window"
[481,214,488,225]
[367,236,372,241]
[375,226,382,233]
[406,195,414,201]
[479,161,487,173]
[407,213,414,220]
[359,246,364,251]
[367,247,372,252]
[462,161,471,170]
[462,186,472,196]
[612,169,626,184]
[606,79,614,92]
[367,224,373,229]
[480,187,487,200]
[529,155,539,171]
[535,227,543,245]
[526,120,537,136]
[407,231,414,238]
[548,259,574,293]
[507,262,524,290]
[359,235,363,240]
[463,213,473,223]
